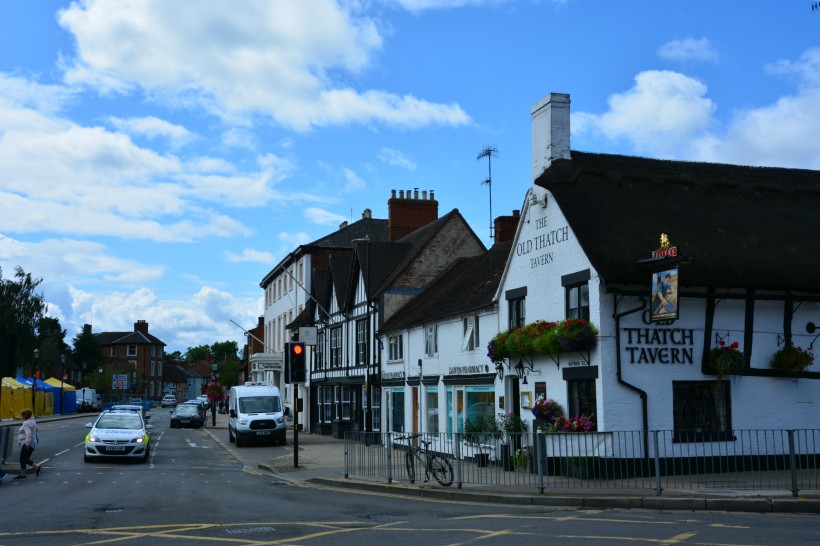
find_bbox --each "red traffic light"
[292,344,303,355]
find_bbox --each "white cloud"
[573,70,715,156]
[225,248,276,264]
[279,231,312,248]
[304,207,348,226]
[63,284,259,353]
[658,37,719,64]
[379,147,416,169]
[0,235,164,287]
[342,167,366,192]
[765,47,820,88]
[57,0,470,131]
[106,115,195,148]
[574,51,820,169]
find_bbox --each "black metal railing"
[344,429,820,497]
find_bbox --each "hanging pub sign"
[649,234,679,322]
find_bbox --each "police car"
[83,410,153,463]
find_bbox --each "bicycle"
[397,433,454,487]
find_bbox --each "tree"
[165,350,183,362]
[36,316,68,379]
[211,340,239,362]
[71,326,103,385]
[0,266,47,371]
[185,345,211,362]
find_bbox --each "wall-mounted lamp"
[495,361,504,380]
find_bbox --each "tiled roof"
[260,217,388,287]
[94,330,166,346]
[380,240,513,332]
[536,152,820,292]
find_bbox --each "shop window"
[426,388,439,433]
[464,388,495,424]
[390,389,405,433]
[388,334,403,361]
[356,319,368,365]
[425,325,437,357]
[330,327,342,368]
[567,378,596,423]
[372,391,381,431]
[462,315,480,351]
[322,387,333,422]
[673,381,733,443]
[341,386,351,419]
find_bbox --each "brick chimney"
[83,324,92,335]
[362,208,372,219]
[134,320,149,334]
[532,92,570,182]
[387,188,438,241]
[494,210,520,244]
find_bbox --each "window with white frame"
[110,346,115,357]
[330,327,342,368]
[462,315,480,351]
[424,325,437,357]
[322,386,332,422]
[127,345,137,357]
[151,361,155,375]
[388,334,403,361]
[316,331,324,370]
[563,270,591,321]
[356,319,368,365]
[341,386,351,419]
[372,391,381,431]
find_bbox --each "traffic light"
[285,341,306,384]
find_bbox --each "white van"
[228,383,286,446]
[75,387,100,412]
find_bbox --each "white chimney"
[531,93,571,182]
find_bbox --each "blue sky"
[2,1,819,354]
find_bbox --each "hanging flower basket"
[555,319,598,352]
[708,341,745,380]
[770,344,814,375]
[206,381,225,401]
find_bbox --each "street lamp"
[211,361,218,426]
[32,348,40,417]
[59,354,66,415]
[98,367,103,394]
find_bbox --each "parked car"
[196,394,211,409]
[83,410,153,463]
[160,395,178,408]
[182,400,207,421]
[170,404,203,428]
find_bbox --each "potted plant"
[708,340,745,380]
[550,414,596,432]
[514,445,534,472]
[463,415,500,467]
[497,412,528,470]
[531,396,563,429]
[770,344,814,376]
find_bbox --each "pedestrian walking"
[15,408,42,480]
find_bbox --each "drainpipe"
[613,294,649,456]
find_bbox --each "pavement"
[5,409,820,514]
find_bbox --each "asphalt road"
[0,409,816,546]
